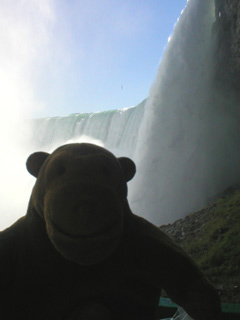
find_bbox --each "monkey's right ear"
[118,157,136,182]
[26,152,49,178]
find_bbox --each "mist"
[1,0,240,231]
[0,0,55,230]
[129,0,240,225]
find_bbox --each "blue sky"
[1,0,188,118]
[0,0,188,229]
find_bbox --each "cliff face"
[160,188,240,304]
[213,0,240,91]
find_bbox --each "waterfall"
[129,0,240,225]
[28,0,240,227]
[30,99,146,158]
[2,0,240,230]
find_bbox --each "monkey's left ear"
[118,157,136,182]
[26,151,50,178]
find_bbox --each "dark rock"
[159,187,240,303]
[213,0,240,91]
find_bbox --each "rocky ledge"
[159,188,240,304]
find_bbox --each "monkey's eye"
[57,165,66,176]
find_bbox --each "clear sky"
[1,0,188,118]
[0,0,189,229]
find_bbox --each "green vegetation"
[180,191,240,303]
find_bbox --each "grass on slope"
[182,190,240,303]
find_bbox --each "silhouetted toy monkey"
[0,143,222,319]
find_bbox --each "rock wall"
[213,0,240,91]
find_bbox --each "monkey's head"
[26,143,136,265]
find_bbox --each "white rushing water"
[30,99,146,158]
[28,0,240,227]
[2,0,240,230]
[129,0,240,225]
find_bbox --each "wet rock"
[213,0,240,91]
